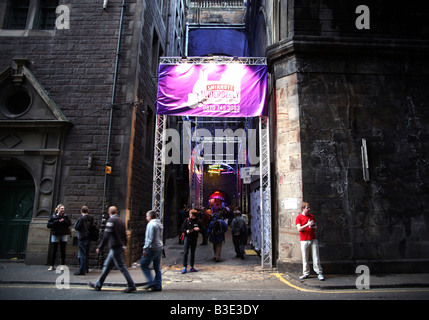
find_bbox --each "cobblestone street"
[148,229,283,289]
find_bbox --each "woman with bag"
[47,204,71,271]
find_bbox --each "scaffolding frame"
[152,56,272,268]
[152,114,167,225]
[259,116,272,268]
[159,57,266,65]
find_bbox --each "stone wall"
[268,0,429,273]
[298,52,429,273]
[0,0,185,265]
[0,0,139,216]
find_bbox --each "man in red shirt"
[295,202,324,280]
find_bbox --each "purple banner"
[156,64,267,117]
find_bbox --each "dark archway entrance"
[152,57,272,268]
[0,163,34,259]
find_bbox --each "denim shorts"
[51,234,68,243]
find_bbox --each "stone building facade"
[256,0,429,273]
[1,0,428,274]
[0,0,186,266]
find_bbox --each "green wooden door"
[0,181,34,259]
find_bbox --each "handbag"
[180,217,189,242]
[66,226,72,236]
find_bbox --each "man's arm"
[143,224,153,251]
[296,220,315,232]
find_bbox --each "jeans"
[140,248,162,290]
[50,241,67,267]
[232,233,245,257]
[95,247,135,289]
[183,236,197,267]
[77,239,91,274]
[300,239,323,276]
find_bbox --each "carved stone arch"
[0,59,72,264]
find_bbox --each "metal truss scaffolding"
[152,114,272,269]
[152,56,272,268]
[259,116,272,269]
[159,57,266,65]
[152,114,167,224]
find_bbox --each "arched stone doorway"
[0,163,35,259]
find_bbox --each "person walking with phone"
[47,204,71,271]
[181,209,202,274]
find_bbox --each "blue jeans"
[140,248,162,290]
[77,239,91,274]
[95,247,135,289]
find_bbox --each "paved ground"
[1,229,429,293]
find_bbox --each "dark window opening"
[5,0,30,30]
[0,85,32,118]
[37,0,58,30]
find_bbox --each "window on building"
[4,0,30,30]
[145,108,154,160]
[37,0,58,30]
[151,30,161,76]
[2,0,58,31]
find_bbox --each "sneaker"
[181,267,187,274]
[190,267,198,272]
[299,274,309,280]
[60,265,65,271]
[48,266,54,271]
[318,274,325,281]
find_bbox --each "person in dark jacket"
[47,204,71,271]
[89,206,136,293]
[181,209,202,274]
[74,206,94,275]
[231,210,248,259]
[206,213,228,262]
[200,209,212,245]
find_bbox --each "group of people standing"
[46,199,324,293]
[180,206,249,274]
[47,204,163,293]
[47,204,96,276]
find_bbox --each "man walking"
[207,213,228,262]
[295,202,324,280]
[89,206,136,293]
[140,210,163,291]
[74,206,94,275]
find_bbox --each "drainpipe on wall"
[102,0,126,214]
[98,0,126,269]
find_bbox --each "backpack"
[211,219,223,236]
[89,223,100,241]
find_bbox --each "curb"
[282,273,429,291]
[0,280,149,287]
